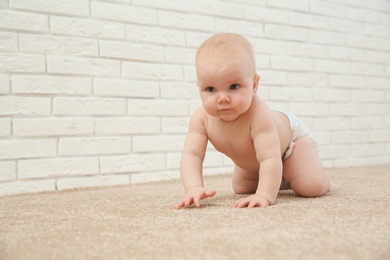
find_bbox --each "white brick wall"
[0,0,389,196]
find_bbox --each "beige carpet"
[1,165,390,259]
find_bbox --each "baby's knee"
[294,175,330,197]
[232,180,257,195]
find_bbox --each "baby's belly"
[219,147,260,172]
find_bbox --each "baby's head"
[195,33,256,78]
[195,33,260,121]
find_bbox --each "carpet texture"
[1,165,390,259]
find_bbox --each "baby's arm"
[233,113,282,208]
[174,109,216,209]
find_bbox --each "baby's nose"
[217,94,230,104]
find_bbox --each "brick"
[244,6,289,24]
[11,0,89,16]
[0,139,56,160]
[351,62,384,77]
[166,152,181,169]
[329,18,364,34]
[319,145,350,159]
[333,158,369,168]
[223,0,266,6]
[57,175,129,191]
[351,90,384,102]
[260,70,288,85]
[19,34,98,56]
[162,117,189,134]
[269,86,312,101]
[48,55,120,77]
[122,62,182,80]
[251,38,287,56]
[165,47,196,64]
[351,143,385,157]
[18,157,99,179]
[0,10,48,32]
[0,96,51,116]
[312,88,350,102]
[185,32,213,48]
[133,135,185,152]
[100,153,165,174]
[265,24,308,42]
[0,53,45,73]
[94,78,158,98]
[329,46,365,61]
[95,117,160,135]
[347,35,382,50]
[314,60,350,74]
[13,118,94,137]
[331,131,367,144]
[288,42,328,59]
[130,170,179,184]
[204,151,225,168]
[184,65,196,82]
[51,16,125,39]
[368,130,390,143]
[126,24,185,46]
[0,32,17,52]
[255,54,271,69]
[59,137,131,156]
[366,24,390,38]
[158,10,215,31]
[0,161,16,182]
[310,0,347,18]
[160,82,198,99]
[0,0,7,8]
[133,0,192,12]
[329,75,365,88]
[127,99,188,116]
[12,75,92,95]
[366,50,390,65]
[351,116,385,130]
[100,40,164,62]
[54,97,126,116]
[92,1,157,25]
[290,102,329,116]
[268,0,309,11]
[193,0,244,19]
[288,72,327,88]
[216,18,264,37]
[271,56,313,72]
[0,180,55,196]
[0,118,11,137]
[330,103,366,116]
[290,12,328,29]
[311,131,331,145]
[310,30,346,45]
[348,8,382,23]
[0,75,9,94]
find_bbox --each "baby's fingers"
[232,198,247,208]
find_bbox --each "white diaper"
[279,112,311,161]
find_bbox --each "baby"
[174,33,329,209]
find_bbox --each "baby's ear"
[253,74,260,93]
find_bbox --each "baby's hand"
[173,186,216,209]
[232,194,270,208]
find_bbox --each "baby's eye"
[230,84,240,90]
[205,86,216,92]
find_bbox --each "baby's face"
[196,52,258,122]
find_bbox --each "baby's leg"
[232,165,259,194]
[282,136,330,197]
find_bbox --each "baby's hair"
[196,33,256,73]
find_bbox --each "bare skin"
[174,33,329,209]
